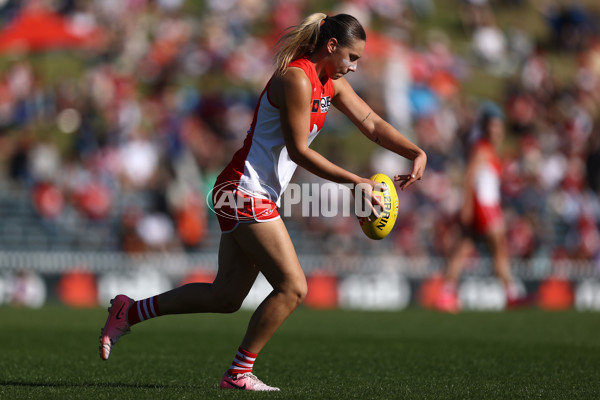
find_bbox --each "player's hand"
[395,151,427,190]
[353,178,384,222]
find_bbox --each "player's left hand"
[395,152,426,190]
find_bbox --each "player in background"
[436,101,524,313]
[99,13,427,391]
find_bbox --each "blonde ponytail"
[273,13,327,76]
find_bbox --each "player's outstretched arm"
[271,68,367,187]
[332,76,427,190]
[269,69,383,214]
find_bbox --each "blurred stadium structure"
[0,0,599,309]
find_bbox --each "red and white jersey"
[471,139,503,233]
[216,56,335,206]
[472,139,501,207]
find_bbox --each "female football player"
[436,102,523,313]
[100,12,426,391]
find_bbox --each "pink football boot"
[220,372,280,391]
[99,294,134,360]
[435,290,461,313]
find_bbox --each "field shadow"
[0,380,202,390]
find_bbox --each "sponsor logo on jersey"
[312,95,331,113]
[320,96,331,113]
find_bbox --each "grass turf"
[0,306,599,399]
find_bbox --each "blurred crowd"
[375,0,600,269]
[0,0,599,270]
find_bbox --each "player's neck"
[309,50,330,84]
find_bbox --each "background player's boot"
[435,289,461,313]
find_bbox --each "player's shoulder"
[269,68,312,107]
[271,68,312,94]
[469,140,495,164]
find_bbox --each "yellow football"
[358,173,399,240]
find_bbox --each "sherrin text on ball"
[358,173,399,240]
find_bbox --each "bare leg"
[435,235,473,312]
[155,218,305,355]
[231,219,307,354]
[485,227,515,289]
[156,232,259,315]
[444,236,475,284]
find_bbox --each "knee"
[283,279,308,308]
[219,298,244,313]
[212,288,245,314]
[293,284,308,307]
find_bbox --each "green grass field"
[1,306,599,399]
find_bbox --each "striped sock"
[227,347,257,376]
[127,296,162,326]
